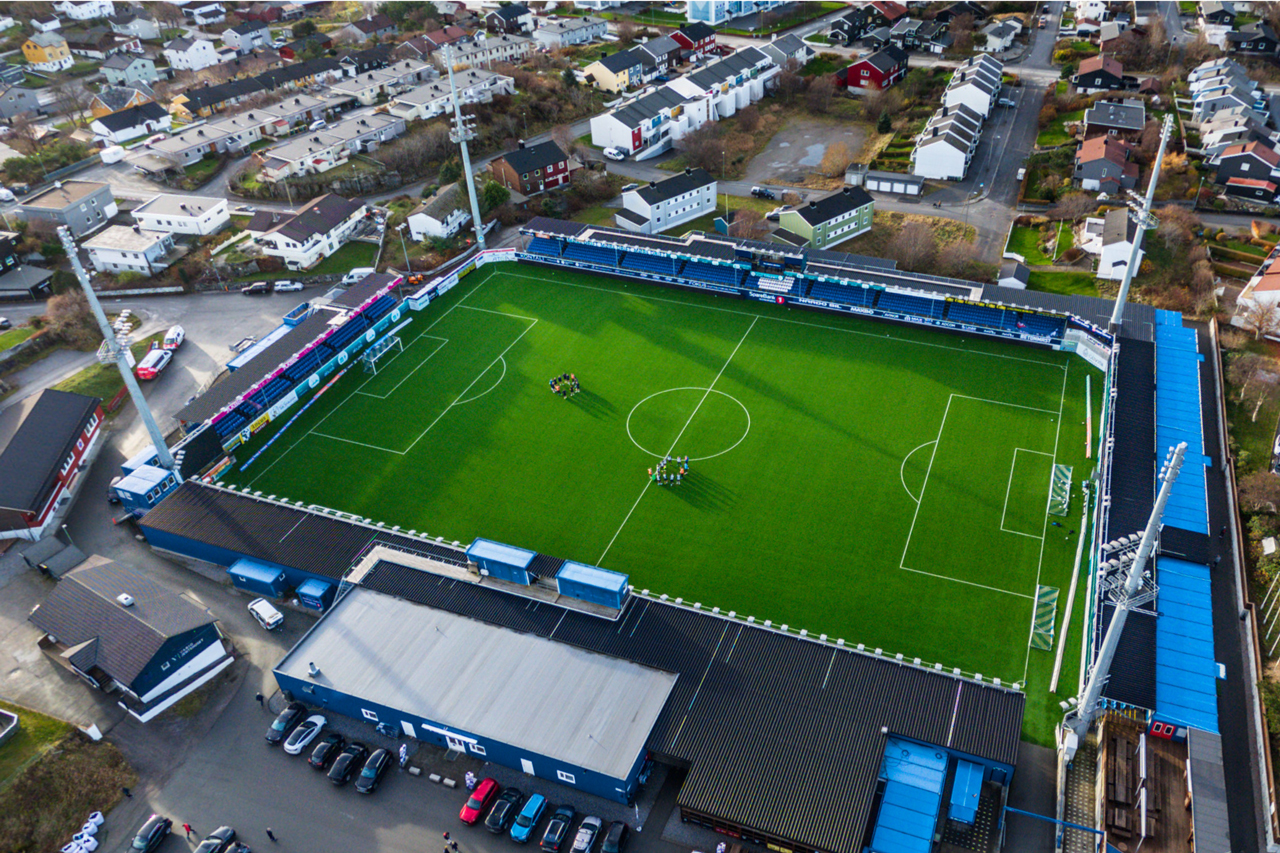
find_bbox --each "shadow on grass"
[657,471,736,511]
[570,388,616,418]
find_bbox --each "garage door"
[892,181,906,194]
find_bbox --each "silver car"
[570,817,602,853]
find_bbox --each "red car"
[460,778,499,825]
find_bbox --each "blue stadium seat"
[213,412,247,437]
[945,302,1009,329]
[562,243,618,267]
[527,237,561,257]
[621,253,679,275]
[1017,314,1066,338]
[875,291,944,319]
[746,275,798,295]
[807,281,875,306]
[682,261,740,286]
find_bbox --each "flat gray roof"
[277,586,676,779]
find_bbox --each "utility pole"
[1108,114,1174,332]
[1062,442,1186,761]
[59,226,176,470]
[443,43,486,251]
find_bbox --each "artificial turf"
[227,263,1103,745]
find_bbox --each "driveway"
[743,119,866,186]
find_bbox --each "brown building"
[488,140,579,197]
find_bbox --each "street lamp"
[61,523,74,549]
[396,222,411,273]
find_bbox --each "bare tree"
[806,74,835,113]
[737,105,760,133]
[950,13,975,52]
[616,20,637,44]
[781,190,803,207]
[7,113,41,156]
[149,1,186,28]
[1242,302,1280,341]
[49,76,93,128]
[550,123,575,154]
[774,59,804,103]
[1238,470,1280,513]
[817,141,852,177]
[672,123,727,175]
[886,221,937,271]
[45,290,99,349]
[728,208,768,240]
[1050,192,1098,221]
[938,240,978,278]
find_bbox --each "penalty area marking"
[355,335,449,400]
[899,440,935,504]
[1000,448,1053,539]
[455,356,507,405]
[625,387,751,462]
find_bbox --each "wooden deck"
[1099,715,1192,853]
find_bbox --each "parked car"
[570,817,602,853]
[354,748,391,793]
[0,187,14,203]
[274,280,303,292]
[283,714,327,755]
[107,475,123,504]
[265,701,307,745]
[601,822,629,853]
[308,119,328,131]
[241,281,271,295]
[997,96,1016,107]
[341,267,376,286]
[134,347,172,380]
[100,145,127,164]
[750,186,775,200]
[162,325,185,350]
[328,741,370,786]
[461,778,500,824]
[620,183,639,192]
[0,317,10,330]
[485,788,523,834]
[1016,167,1026,181]
[309,733,345,770]
[132,815,172,853]
[10,182,28,196]
[247,598,283,631]
[602,147,626,161]
[511,794,548,843]
[765,206,787,222]
[193,826,237,853]
[540,805,576,853]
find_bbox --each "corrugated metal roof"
[0,389,100,514]
[1154,558,1218,732]
[1188,728,1232,853]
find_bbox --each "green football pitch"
[227,263,1103,744]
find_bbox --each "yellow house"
[22,32,73,73]
[89,86,154,119]
[583,48,643,94]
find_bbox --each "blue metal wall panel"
[948,760,984,824]
[229,558,286,597]
[870,738,946,853]
[1154,557,1218,732]
[466,539,535,585]
[1152,322,1207,534]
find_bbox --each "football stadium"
[144,215,1228,853]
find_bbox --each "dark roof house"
[0,389,101,531]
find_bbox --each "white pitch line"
[309,432,402,454]
[459,304,537,321]
[950,394,1060,415]
[899,440,935,504]
[899,566,1036,600]
[356,336,450,400]
[596,316,758,567]
[1000,449,1047,539]
[1023,361,1070,682]
[899,394,953,568]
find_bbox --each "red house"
[0,390,104,542]
[868,0,909,24]
[489,140,580,197]
[838,44,908,91]
[671,22,716,59]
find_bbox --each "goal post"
[359,333,403,374]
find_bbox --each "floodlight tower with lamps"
[1061,441,1187,762]
[58,226,175,470]
[443,42,486,251]
[1108,114,1174,333]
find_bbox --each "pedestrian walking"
[451,842,459,851]
[183,824,193,840]
[266,829,277,843]
[255,692,264,707]
[121,787,132,799]
[443,832,451,842]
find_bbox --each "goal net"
[359,334,403,374]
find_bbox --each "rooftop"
[20,179,110,210]
[82,225,169,252]
[497,140,569,176]
[633,167,715,206]
[133,193,226,219]
[1085,98,1146,131]
[0,389,100,514]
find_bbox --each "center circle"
[625,387,751,462]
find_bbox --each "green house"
[777,187,874,249]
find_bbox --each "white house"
[33,14,62,33]
[223,20,271,54]
[55,0,115,21]
[184,2,226,26]
[1097,207,1142,281]
[388,69,515,122]
[163,37,220,72]
[109,6,160,40]
[979,20,1018,52]
[89,101,171,144]
[1072,0,1108,20]
[912,104,982,180]
[1233,245,1280,319]
[532,16,608,50]
[258,194,368,271]
[615,167,716,235]
[407,183,470,241]
[132,194,229,236]
[943,54,1003,118]
[83,225,175,275]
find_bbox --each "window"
[557,770,576,784]
[470,743,487,755]
[361,709,379,721]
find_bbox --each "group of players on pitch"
[548,373,580,398]
[649,455,689,486]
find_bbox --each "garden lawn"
[0,326,34,352]
[1036,109,1083,148]
[52,333,165,405]
[1026,270,1100,297]
[236,242,380,281]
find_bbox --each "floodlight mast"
[58,226,175,470]
[1108,114,1174,332]
[1062,441,1187,761]
[443,42,486,251]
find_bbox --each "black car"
[309,733,345,770]
[240,282,271,295]
[750,186,776,200]
[540,805,576,853]
[0,317,10,330]
[193,826,237,853]
[354,747,391,794]
[485,787,523,833]
[265,701,307,745]
[601,822,629,853]
[328,741,370,786]
[132,814,172,853]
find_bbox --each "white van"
[248,598,284,631]
[308,118,328,132]
[341,267,377,285]
[100,145,126,164]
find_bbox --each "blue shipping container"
[556,562,628,609]
[297,578,335,611]
[229,558,287,598]
[466,539,536,586]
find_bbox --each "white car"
[603,147,626,161]
[248,597,284,631]
[0,187,14,203]
[341,267,377,286]
[273,280,303,292]
[282,714,327,755]
[162,324,185,350]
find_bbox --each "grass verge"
[53,333,165,406]
[0,701,73,791]
[0,327,35,352]
[1026,270,1099,297]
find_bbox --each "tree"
[1137,119,1162,162]
[1242,302,1280,341]
[885,221,937,271]
[561,66,578,88]
[672,123,727,174]
[45,290,98,349]
[728,208,768,240]
[1050,192,1098,221]
[938,240,978,278]
[817,141,852,178]
[950,12,975,52]
[877,111,892,134]
[49,76,92,129]
[616,20,637,43]
[439,156,462,183]
[737,105,761,133]
[550,124,575,156]
[480,180,510,214]
[148,1,185,28]
[1239,470,1280,513]
[7,113,40,156]
[805,74,835,113]
[774,59,804,103]
[291,18,318,38]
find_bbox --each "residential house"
[184,2,226,26]
[663,43,775,100]
[433,0,470,22]
[1187,56,1245,85]
[998,260,1029,289]
[89,100,170,144]
[1073,0,1108,21]
[0,86,43,120]
[328,59,434,106]
[339,44,394,77]
[867,1,909,26]
[943,54,1002,118]
[486,3,533,34]
[1097,206,1141,280]
[838,44,908,92]
[861,26,893,49]
[101,53,160,86]
[532,16,607,50]
[279,33,333,60]
[243,2,304,22]
[89,83,152,118]
[108,6,159,40]
[28,557,233,720]
[1191,75,1267,124]
[1214,140,1280,185]
[1074,135,1138,192]
[1074,18,1102,36]
[917,20,953,54]
[163,36,220,72]
[777,187,875,249]
[33,14,62,33]
[223,20,272,54]
[153,95,329,166]
[1199,0,1235,26]
[323,112,406,154]
[22,33,74,72]
[979,19,1018,52]
[438,34,533,70]
[388,69,515,122]
[888,18,925,50]
[0,391,103,542]
[1224,177,1279,203]
[256,133,347,182]
[761,33,810,67]
[83,225,175,275]
[1083,98,1146,139]
[19,181,117,238]
[615,167,715,235]
[671,22,716,59]
[686,1,783,27]
[170,78,265,119]
[132,194,229,236]
[639,34,684,76]
[935,1,987,23]
[1202,110,1280,160]
[489,140,580,197]
[911,103,982,180]
[590,86,705,157]
[339,13,397,43]
[1072,54,1127,94]
[584,47,645,93]
[63,26,140,59]
[256,194,368,271]
[407,183,470,241]
[1227,21,1280,56]
[829,7,876,44]
[54,0,115,20]
[573,0,625,8]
